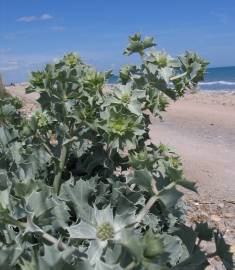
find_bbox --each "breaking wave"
[199,81,235,86]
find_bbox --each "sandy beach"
[5,85,235,244]
[150,91,235,245]
[151,91,235,201]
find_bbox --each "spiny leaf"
[60,179,95,222]
[158,186,183,209]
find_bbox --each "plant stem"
[125,261,136,270]
[53,144,68,195]
[41,231,67,251]
[4,217,67,251]
[135,195,158,223]
[135,182,176,224]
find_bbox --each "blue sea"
[108,66,235,91]
[3,65,235,91]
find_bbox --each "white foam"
[199,81,235,86]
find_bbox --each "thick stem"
[42,142,55,157]
[53,144,68,195]
[135,195,158,223]
[135,182,176,224]
[4,217,67,251]
[41,231,67,251]
[125,261,136,270]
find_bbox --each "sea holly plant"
[0,33,234,270]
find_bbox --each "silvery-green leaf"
[143,231,164,258]
[95,260,123,270]
[38,245,77,270]
[177,178,197,192]
[0,188,10,209]
[131,168,154,193]
[147,63,159,74]
[0,127,17,146]
[172,249,208,270]
[127,100,142,115]
[159,67,173,83]
[60,179,95,223]
[161,234,184,266]
[190,62,202,79]
[87,241,105,266]
[119,229,144,261]
[95,205,114,225]
[25,214,43,234]
[170,72,187,81]
[67,221,96,239]
[27,189,54,217]
[0,247,22,268]
[104,245,122,265]
[20,258,38,270]
[173,224,197,254]
[158,187,183,209]
[0,170,8,190]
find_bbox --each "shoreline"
[5,81,235,92]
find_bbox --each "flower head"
[67,205,135,245]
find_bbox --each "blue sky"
[0,0,235,83]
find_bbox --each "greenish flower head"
[79,106,95,121]
[119,64,136,84]
[149,51,169,68]
[64,53,80,66]
[83,69,106,93]
[30,71,45,87]
[109,118,127,135]
[158,53,168,68]
[121,93,131,104]
[96,222,114,241]
[158,143,168,154]
[35,111,49,128]
[109,116,135,136]
[137,150,149,161]
[169,156,180,168]
[130,150,155,170]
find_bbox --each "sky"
[0,0,235,83]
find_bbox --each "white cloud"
[0,60,19,71]
[17,16,37,22]
[51,26,66,32]
[17,14,53,23]
[0,53,59,83]
[40,14,54,20]
[0,66,19,71]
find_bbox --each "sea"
[3,66,235,91]
[108,66,235,91]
